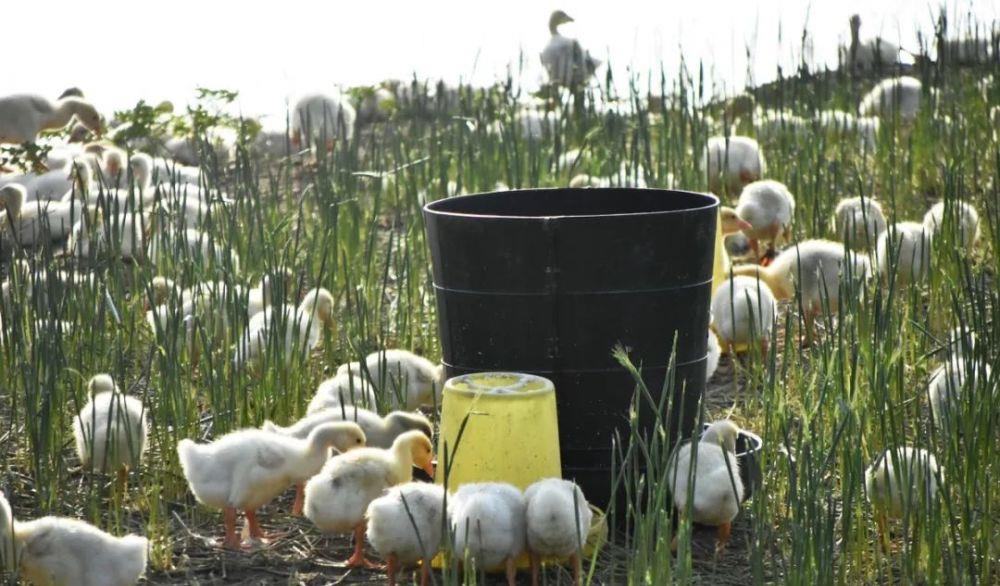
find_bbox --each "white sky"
[4,1,996,127]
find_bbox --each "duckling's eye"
[356,438,363,444]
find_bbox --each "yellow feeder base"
[712,207,727,296]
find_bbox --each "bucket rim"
[444,371,555,398]
[423,187,720,221]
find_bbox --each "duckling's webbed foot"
[291,483,305,516]
[345,524,382,569]
[505,556,518,586]
[715,521,732,555]
[222,507,242,550]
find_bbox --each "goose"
[720,206,753,236]
[524,478,592,586]
[1,157,93,202]
[865,447,942,548]
[303,430,435,568]
[540,10,600,89]
[306,372,378,413]
[839,14,910,71]
[875,222,932,286]
[0,94,104,145]
[146,278,246,365]
[177,422,366,549]
[667,420,744,553]
[753,108,808,140]
[833,196,887,250]
[72,374,147,484]
[291,93,357,149]
[927,357,992,430]
[702,136,766,196]
[247,269,296,318]
[262,408,431,515]
[150,157,201,188]
[234,287,335,368]
[710,275,777,358]
[366,482,447,586]
[0,491,147,586]
[338,349,446,409]
[733,240,871,344]
[859,77,924,122]
[735,180,795,260]
[706,329,722,381]
[922,200,980,249]
[0,183,89,247]
[450,482,527,585]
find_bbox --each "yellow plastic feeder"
[712,208,727,296]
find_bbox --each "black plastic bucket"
[423,188,718,506]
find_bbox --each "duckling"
[719,206,753,236]
[927,358,992,430]
[839,14,909,71]
[2,157,93,202]
[263,408,431,515]
[72,374,147,484]
[177,422,365,549]
[859,77,924,122]
[922,200,980,249]
[710,275,777,358]
[865,447,942,548]
[702,136,766,196]
[338,349,445,409]
[833,196,887,250]
[525,478,592,586]
[540,10,601,89]
[0,491,148,586]
[291,93,357,149]
[247,268,295,317]
[667,420,744,553]
[706,329,722,381]
[732,240,871,344]
[450,482,527,586]
[876,222,932,286]
[735,180,795,261]
[303,430,435,568]
[0,94,104,145]
[942,326,976,360]
[148,227,239,270]
[568,174,610,189]
[366,482,447,586]
[306,372,378,413]
[234,287,335,368]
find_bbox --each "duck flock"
[0,8,997,586]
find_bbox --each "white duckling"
[67,209,152,262]
[303,430,435,568]
[72,374,147,482]
[234,287,335,368]
[150,157,201,188]
[927,358,992,430]
[568,174,611,189]
[859,77,924,122]
[306,372,378,412]
[735,180,795,260]
[875,222,932,286]
[262,408,431,515]
[865,447,942,547]
[291,93,357,149]
[450,482,527,586]
[839,14,909,71]
[0,94,104,145]
[942,326,976,360]
[0,491,147,586]
[247,269,295,318]
[177,422,365,549]
[922,200,980,249]
[540,10,601,89]
[148,227,239,269]
[524,478,592,586]
[366,482,447,586]
[702,136,766,196]
[338,349,445,409]
[667,420,744,552]
[733,239,871,343]
[706,329,722,381]
[2,157,93,202]
[833,196,887,250]
[710,275,777,358]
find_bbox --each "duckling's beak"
[422,461,436,477]
[736,219,753,232]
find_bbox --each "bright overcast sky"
[4,1,996,126]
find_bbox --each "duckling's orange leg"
[385,553,398,586]
[715,521,732,554]
[222,507,241,550]
[116,467,129,493]
[345,524,381,569]
[245,509,287,543]
[875,512,891,553]
[530,551,541,586]
[291,483,305,516]
[570,551,582,586]
[505,556,517,586]
[420,559,431,586]
[759,339,770,362]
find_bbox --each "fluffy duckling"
[568,174,610,189]
[148,227,239,269]
[833,196,887,250]
[234,287,335,368]
[859,77,924,122]
[706,329,722,381]
[247,269,295,317]
[719,206,753,236]
[2,157,93,202]
[942,326,976,360]
[291,93,357,149]
[263,408,430,515]
[0,94,104,144]
[0,183,90,247]
[177,422,365,549]
[667,420,744,553]
[735,180,795,260]
[927,358,992,430]
[710,275,777,357]
[0,491,147,586]
[304,430,434,567]
[732,240,871,343]
[922,200,980,249]
[366,482,447,586]
[702,136,766,196]
[72,374,147,483]
[338,349,446,409]
[450,482,527,585]
[306,372,378,413]
[540,10,601,89]
[839,14,909,71]
[865,447,942,548]
[876,222,932,286]
[525,478,592,586]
